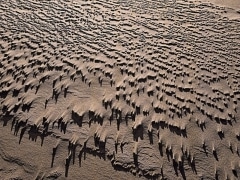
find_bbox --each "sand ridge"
[0,0,240,179]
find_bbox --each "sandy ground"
[193,0,240,9]
[0,0,240,179]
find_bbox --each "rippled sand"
[0,0,240,179]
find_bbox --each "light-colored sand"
[0,0,240,179]
[193,0,240,9]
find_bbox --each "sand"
[193,0,240,9]
[0,0,240,179]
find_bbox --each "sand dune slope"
[0,0,240,179]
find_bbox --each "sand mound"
[0,0,240,179]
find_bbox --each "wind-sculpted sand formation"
[0,0,240,179]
